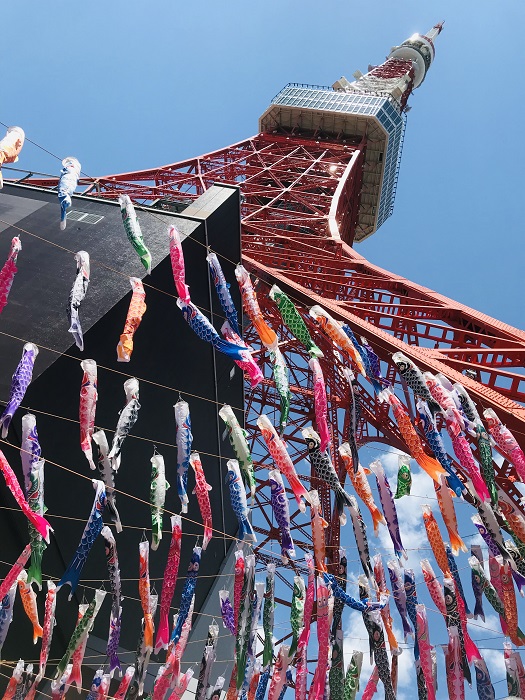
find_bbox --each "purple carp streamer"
[0,342,38,438]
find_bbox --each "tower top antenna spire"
[388,21,444,88]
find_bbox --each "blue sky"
[3,1,525,698]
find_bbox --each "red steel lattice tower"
[25,24,525,580]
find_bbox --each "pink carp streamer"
[79,359,98,470]
[361,667,380,700]
[309,581,330,700]
[484,408,525,482]
[445,408,490,502]
[155,515,182,653]
[442,626,464,700]
[0,237,21,314]
[189,452,213,550]
[416,604,435,700]
[0,544,31,600]
[169,225,190,302]
[309,358,330,453]
[221,321,263,388]
[0,452,52,542]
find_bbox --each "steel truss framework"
[25,129,525,657]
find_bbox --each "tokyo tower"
[25,22,525,578]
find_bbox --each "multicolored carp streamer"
[309,305,366,376]
[323,573,372,612]
[118,195,152,274]
[268,345,290,434]
[265,644,290,700]
[219,404,255,500]
[135,592,158,696]
[219,589,235,636]
[169,225,190,302]
[0,544,31,601]
[443,577,473,683]
[154,513,182,653]
[92,430,121,532]
[221,321,263,388]
[101,526,122,674]
[372,554,398,651]
[393,452,412,498]
[0,236,21,314]
[108,377,141,471]
[55,588,106,680]
[0,580,17,659]
[58,479,106,598]
[0,452,51,542]
[392,353,441,415]
[442,626,464,700]
[235,554,255,691]
[26,457,46,589]
[177,298,248,360]
[303,427,351,523]
[258,414,309,511]
[500,560,525,646]
[3,660,24,700]
[114,666,134,700]
[445,542,471,616]
[329,627,344,700]
[332,549,348,635]
[241,580,265,697]
[38,580,57,679]
[339,442,385,534]
[207,251,240,335]
[475,421,498,505]
[58,157,81,229]
[171,545,202,646]
[117,277,147,362]
[150,451,168,551]
[67,250,90,351]
[363,608,395,700]
[79,358,97,470]
[348,495,373,583]
[422,504,450,576]
[310,580,331,700]
[269,469,295,563]
[51,664,73,700]
[424,371,465,425]
[233,546,245,636]
[138,539,154,652]
[343,650,363,700]
[262,563,275,669]
[226,459,256,543]
[416,604,435,700]
[195,620,219,700]
[370,458,406,560]
[189,452,213,550]
[470,545,486,621]
[289,575,305,657]
[235,265,277,349]
[296,559,313,700]
[420,559,446,617]
[416,399,464,497]
[0,126,25,187]
[308,358,330,451]
[483,408,525,482]
[404,568,420,661]
[342,367,361,474]
[445,408,490,502]
[434,473,466,555]
[308,488,327,572]
[21,413,41,496]
[174,399,192,513]
[269,284,323,358]
[0,341,39,438]
[379,389,447,484]
[254,667,271,700]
